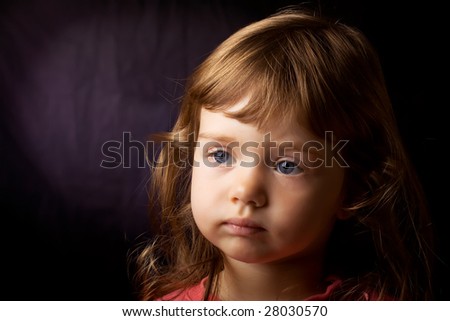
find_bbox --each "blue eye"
[276,160,302,175]
[211,150,231,164]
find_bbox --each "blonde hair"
[134,8,434,300]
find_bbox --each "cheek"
[190,167,204,215]
[274,200,335,233]
[190,166,218,221]
[190,167,222,244]
[274,199,338,253]
[272,176,343,234]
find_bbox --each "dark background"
[0,0,447,300]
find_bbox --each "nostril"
[229,186,267,208]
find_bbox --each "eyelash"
[274,160,304,175]
[206,148,304,175]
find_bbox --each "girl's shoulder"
[320,275,396,301]
[156,277,217,301]
[305,276,342,301]
[304,276,393,301]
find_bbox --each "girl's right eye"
[208,149,232,165]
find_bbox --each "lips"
[223,218,266,236]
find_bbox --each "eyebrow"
[197,132,324,156]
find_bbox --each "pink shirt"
[158,276,343,301]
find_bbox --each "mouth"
[222,218,266,236]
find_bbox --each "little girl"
[134,8,434,300]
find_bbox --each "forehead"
[198,106,321,145]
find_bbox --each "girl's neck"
[217,255,325,300]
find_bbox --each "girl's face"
[190,98,346,265]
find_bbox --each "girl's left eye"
[275,160,303,175]
[209,150,232,165]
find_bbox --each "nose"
[228,165,267,208]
